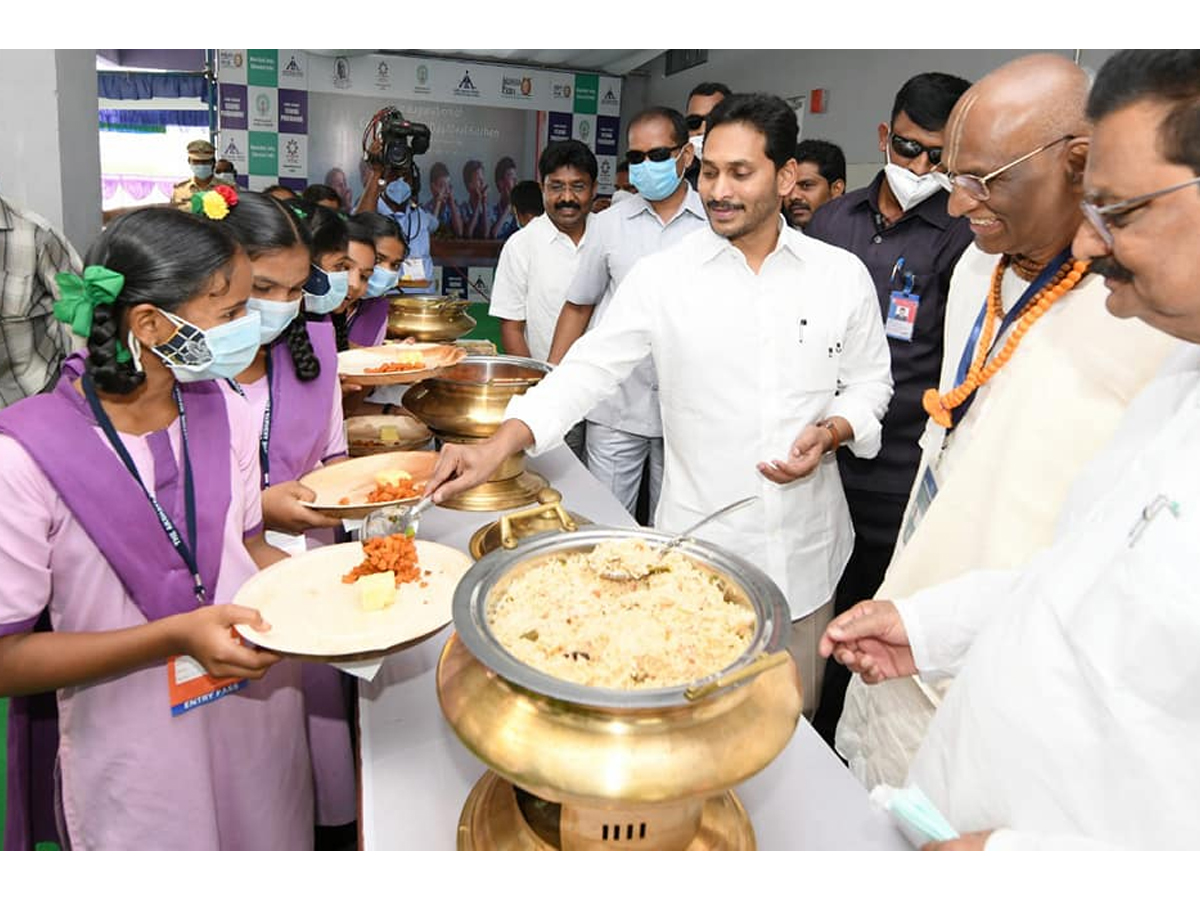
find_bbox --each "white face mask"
[883,142,946,212]
[689,134,704,161]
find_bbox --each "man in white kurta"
[822,48,1200,849]
[836,244,1177,787]
[897,344,1200,848]
[835,55,1179,787]
[429,95,893,717]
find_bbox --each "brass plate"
[438,470,549,512]
[457,773,755,851]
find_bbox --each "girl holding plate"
[0,207,313,850]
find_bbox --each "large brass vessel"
[402,356,552,511]
[437,527,803,851]
[386,294,476,343]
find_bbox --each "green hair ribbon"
[54,266,132,363]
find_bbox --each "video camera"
[364,107,431,204]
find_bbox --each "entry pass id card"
[168,654,247,717]
[885,291,921,342]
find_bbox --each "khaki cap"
[187,139,216,160]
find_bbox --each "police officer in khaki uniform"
[170,139,217,208]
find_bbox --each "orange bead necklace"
[923,255,1090,429]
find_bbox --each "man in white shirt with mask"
[821,48,1200,850]
[546,107,709,523]
[427,93,893,719]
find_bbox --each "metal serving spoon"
[361,495,435,543]
[593,495,759,582]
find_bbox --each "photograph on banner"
[307,93,538,242]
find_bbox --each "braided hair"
[83,208,239,394]
[209,191,321,382]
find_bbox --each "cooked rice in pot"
[487,539,756,690]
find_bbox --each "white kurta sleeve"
[894,565,1027,680]
[487,233,530,323]
[504,259,656,453]
[825,262,894,459]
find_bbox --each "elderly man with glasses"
[835,53,1180,791]
[821,49,1200,851]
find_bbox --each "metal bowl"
[386,293,476,343]
[451,525,792,709]
[438,525,801,806]
[401,356,552,439]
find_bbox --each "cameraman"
[356,149,438,291]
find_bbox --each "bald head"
[947,54,1091,165]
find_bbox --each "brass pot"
[386,294,476,343]
[437,527,802,849]
[400,356,552,439]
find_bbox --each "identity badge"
[886,291,920,342]
[167,654,247,717]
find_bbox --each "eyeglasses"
[1080,174,1200,250]
[685,114,705,132]
[890,132,943,166]
[625,145,683,166]
[943,134,1076,202]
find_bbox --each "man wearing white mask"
[804,72,973,747]
[684,82,731,189]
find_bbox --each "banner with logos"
[219,50,623,296]
[217,48,309,192]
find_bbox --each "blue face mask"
[246,297,301,345]
[150,309,262,382]
[365,265,401,298]
[385,178,412,206]
[190,163,214,181]
[303,267,350,315]
[628,155,683,202]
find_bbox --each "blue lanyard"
[82,373,206,602]
[949,250,1071,428]
[224,352,273,488]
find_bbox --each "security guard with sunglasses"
[803,72,976,747]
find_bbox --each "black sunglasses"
[890,132,943,166]
[626,144,683,166]
[685,113,705,131]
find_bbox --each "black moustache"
[707,202,743,211]
[554,202,581,210]
[1090,256,1134,282]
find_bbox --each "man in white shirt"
[547,107,709,523]
[489,140,598,460]
[429,94,894,718]
[821,49,1200,850]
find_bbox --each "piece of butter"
[379,426,400,443]
[358,571,397,611]
[374,469,412,487]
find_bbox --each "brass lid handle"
[499,496,578,549]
